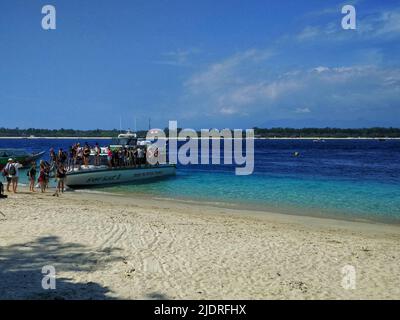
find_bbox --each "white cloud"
[179,5,400,125]
[295,107,311,114]
[313,66,330,73]
[296,8,400,43]
[370,10,400,38]
[182,50,400,122]
[296,26,321,41]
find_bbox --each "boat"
[65,164,176,188]
[0,149,45,170]
[109,130,153,150]
[110,130,139,149]
[65,130,175,188]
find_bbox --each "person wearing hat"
[2,158,14,192]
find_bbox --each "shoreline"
[14,181,400,226]
[74,187,400,226]
[1,187,399,299]
[71,189,400,233]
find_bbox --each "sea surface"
[1,138,400,223]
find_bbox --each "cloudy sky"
[1,0,399,129]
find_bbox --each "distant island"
[0,127,399,138]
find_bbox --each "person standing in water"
[28,162,37,192]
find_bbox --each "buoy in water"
[293,152,300,157]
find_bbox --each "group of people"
[50,142,156,170]
[51,142,99,170]
[28,160,66,196]
[0,141,159,198]
[105,145,153,168]
[1,158,66,196]
[1,158,23,193]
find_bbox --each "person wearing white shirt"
[5,159,22,193]
[3,158,13,192]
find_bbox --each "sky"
[0,0,399,130]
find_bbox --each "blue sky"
[0,0,399,130]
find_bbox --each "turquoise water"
[102,169,400,223]
[2,138,400,223]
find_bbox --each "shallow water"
[1,138,400,223]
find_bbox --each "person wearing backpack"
[3,158,14,193]
[8,160,22,193]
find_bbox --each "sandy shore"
[0,188,399,300]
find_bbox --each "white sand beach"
[0,189,399,300]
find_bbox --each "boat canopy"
[111,131,138,147]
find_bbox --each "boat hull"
[65,165,176,188]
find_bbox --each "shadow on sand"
[0,235,123,299]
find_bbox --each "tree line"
[251,127,400,138]
[0,127,399,138]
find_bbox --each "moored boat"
[0,149,45,170]
[65,130,175,188]
[65,164,176,188]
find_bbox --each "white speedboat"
[65,164,176,188]
[65,130,175,188]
